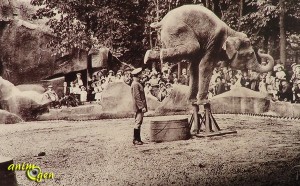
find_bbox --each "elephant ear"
[222,37,242,60]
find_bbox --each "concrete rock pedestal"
[0,156,18,186]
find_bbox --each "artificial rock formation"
[0,0,57,85]
[0,77,48,121]
[102,82,160,113]
[0,109,23,124]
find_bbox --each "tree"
[31,0,150,67]
[234,0,300,65]
[279,0,286,65]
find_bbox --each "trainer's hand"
[142,108,147,113]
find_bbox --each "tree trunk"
[156,0,159,22]
[205,0,210,9]
[212,0,221,18]
[178,62,181,77]
[238,0,244,31]
[263,33,269,53]
[279,0,286,66]
[87,52,92,85]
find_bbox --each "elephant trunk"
[248,50,274,73]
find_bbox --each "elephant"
[144,5,274,104]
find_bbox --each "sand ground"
[0,114,300,186]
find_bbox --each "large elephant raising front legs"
[144,5,274,104]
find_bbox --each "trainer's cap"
[131,68,143,75]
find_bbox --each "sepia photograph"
[0,0,300,185]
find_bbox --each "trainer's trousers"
[134,110,144,129]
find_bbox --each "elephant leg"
[188,62,199,102]
[197,55,215,104]
[144,24,200,64]
[144,43,199,64]
[159,43,199,64]
[144,50,160,64]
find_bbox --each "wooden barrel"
[150,118,190,142]
[0,156,18,186]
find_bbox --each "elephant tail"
[150,22,162,29]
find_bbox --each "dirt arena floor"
[0,115,300,186]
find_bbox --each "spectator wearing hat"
[157,72,164,84]
[210,68,222,88]
[273,61,283,73]
[258,77,268,94]
[99,75,105,81]
[228,76,238,90]
[275,65,286,80]
[179,68,189,85]
[93,71,103,81]
[170,72,179,84]
[144,81,157,100]
[249,71,260,91]
[140,74,149,87]
[240,71,251,89]
[234,70,243,87]
[80,86,88,103]
[265,71,275,86]
[101,68,108,77]
[144,68,151,78]
[144,81,152,96]
[115,70,124,82]
[63,82,70,97]
[69,82,75,94]
[149,73,159,86]
[43,85,59,108]
[163,72,172,84]
[87,75,97,101]
[162,69,168,79]
[124,67,133,86]
[73,83,81,94]
[131,67,147,145]
[214,76,226,95]
[291,64,300,84]
[151,67,158,76]
[223,67,234,83]
[172,78,178,85]
[157,82,168,102]
[278,79,293,102]
[294,80,300,103]
[266,84,277,100]
[107,70,115,83]
[94,81,103,104]
[73,73,84,86]
[161,62,170,74]
[101,78,108,90]
[73,83,81,101]
[166,82,173,96]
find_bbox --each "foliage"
[30,0,300,65]
[30,0,148,65]
[236,0,300,47]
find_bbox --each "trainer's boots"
[137,128,144,144]
[133,129,143,145]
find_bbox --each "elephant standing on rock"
[144,5,274,104]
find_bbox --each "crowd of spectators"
[42,61,300,109]
[208,63,300,103]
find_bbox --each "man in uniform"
[131,68,147,145]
